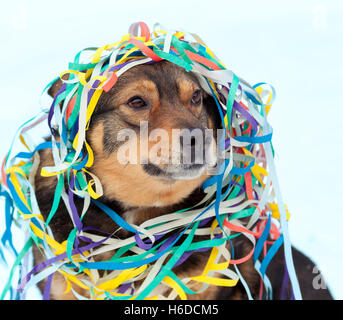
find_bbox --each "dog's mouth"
[142,136,218,181]
[142,162,213,181]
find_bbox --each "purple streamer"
[68,174,83,232]
[43,273,53,300]
[280,263,296,300]
[17,231,112,292]
[117,282,132,294]
[225,138,231,149]
[135,232,155,250]
[280,266,289,300]
[109,60,135,72]
[157,233,179,254]
[173,246,210,268]
[199,217,213,227]
[108,59,156,73]
[232,100,258,133]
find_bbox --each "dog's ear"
[203,92,222,130]
[48,78,63,98]
[48,74,70,98]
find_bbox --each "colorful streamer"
[0,22,301,300]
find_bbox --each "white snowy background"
[0,0,342,299]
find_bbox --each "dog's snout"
[179,128,204,148]
[179,128,211,165]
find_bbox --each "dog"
[32,60,333,300]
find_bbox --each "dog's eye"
[127,96,147,109]
[191,90,202,106]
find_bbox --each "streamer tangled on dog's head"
[0,22,302,300]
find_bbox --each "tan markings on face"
[91,150,209,208]
[112,79,159,125]
[115,79,159,107]
[86,62,215,208]
[208,117,214,130]
[177,79,202,114]
[146,127,176,168]
[88,121,104,155]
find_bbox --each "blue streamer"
[259,234,284,278]
[253,214,271,263]
[0,189,18,258]
[234,132,272,144]
[6,177,32,216]
[14,141,54,160]
[68,202,215,271]
[92,199,139,235]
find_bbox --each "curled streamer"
[0,22,301,300]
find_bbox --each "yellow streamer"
[269,202,291,220]
[94,264,147,294]
[163,276,187,300]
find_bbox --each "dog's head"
[50,61,221,208]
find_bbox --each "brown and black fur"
[33,61,333,300]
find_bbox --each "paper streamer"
[0,21,301,300]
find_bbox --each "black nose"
[179,128,207,165]
[179,131,198,148]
